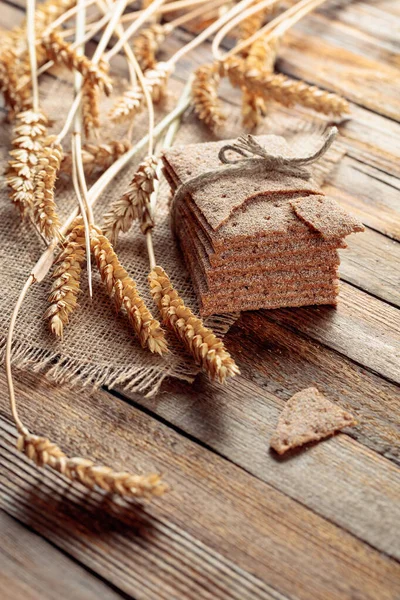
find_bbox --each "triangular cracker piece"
[270,388,356,454]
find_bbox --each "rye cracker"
[270,387,356,455]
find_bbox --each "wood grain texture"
[338,228,400,307]
[263,282,400,384]
[0,511,124,600]
[0,371,400,600]
[146,313,400,463]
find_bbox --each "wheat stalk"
[61,139,132,177]
[149,266,239,383]
[192,63,225,130]
[103,155,158,246]
[133,24,166,71]
[42,31,112,95]
[109,62,170,123]
[44,217,86,338]
[91,226,168,354]
[223,56,350,116]
[18,432,167,498]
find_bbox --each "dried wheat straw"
[223,56,350,116]
[133,24,166,71]
[42,31,112,95]
[192,63,225,130]
[91,227,168,354]
[61,139,132,177]
[18,432,167,498]
[149,266,239,383]
[44,217,86,338]
[109,62,170,123]
[103,155,158,246]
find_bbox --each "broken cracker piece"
[270,387,356,455]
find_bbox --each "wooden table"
[1,1,400,599]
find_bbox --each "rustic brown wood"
[135,313,400,463]
[1,370,400,600]
[1,0,400,598]
[0,510,123,600]
[338,227,400,307]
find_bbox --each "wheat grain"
[33,136,63,240]
[149,266,239,383]
[192,63,225,131]
[82,81,100,138]
[223,56,350,116]
[42,31,112,95]
[61,139,132,177]
[103,155,158,246]
[6,110,48,217]
[91,227,168,354]
[241,38,278,128]
[44,217,86,338]
[109,62,170,123]
[133,24,166,71]
[0,0,76,116]
[18,432,167,498]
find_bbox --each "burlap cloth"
[0,75,344,395]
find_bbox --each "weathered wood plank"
[229,314,400,461]
[325,156,400,241]
[0,370,400,600]
[262,282,400,384]
[0,510,124,600]
[279,20,400,120]
[339,228,400,307]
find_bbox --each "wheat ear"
[61,140,132,178]
[18,433,167,498]
[223,57,350,116]
[42,31,112,95]
[6,109,47,216]
[109,62,170,123]
[82,81,100,139]
[242,37,278,128]
[133,24,166,71]
[33,135,63,240]
[91,227,168,355]
[103,155,157,247]
[44,217,86,338]
[192,63,225,131]
[149,266,239,383]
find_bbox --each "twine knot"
[171,126,337,225]
[217,126,337,179]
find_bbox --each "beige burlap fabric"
[0,75,344,395]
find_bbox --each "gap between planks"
[0,370,400,600]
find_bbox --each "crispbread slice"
[290,196,364,239]
[270,388,356,455]
[199,290,339,316]
[163,135,320,231]
[179,218,340,282]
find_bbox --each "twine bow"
[218,126,337,178]
[171,126,337,218]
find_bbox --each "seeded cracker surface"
[270,387,357,455]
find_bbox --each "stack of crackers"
[162,134,364,316]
